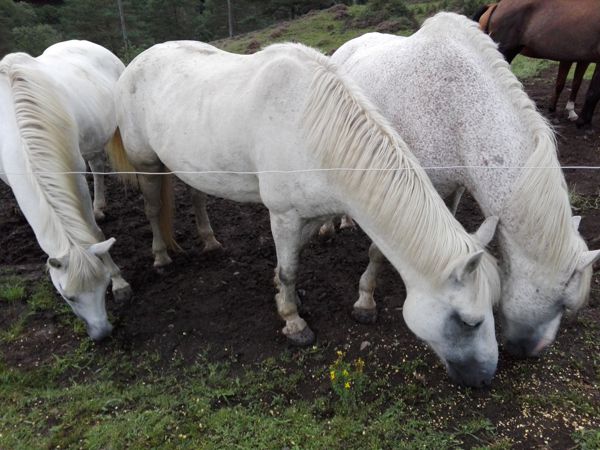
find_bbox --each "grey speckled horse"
[332,12,600,357]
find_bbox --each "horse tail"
[106,127,138,187]
[471,4,491,24]
[159,172,180,251]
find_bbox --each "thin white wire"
[1,165,600,176]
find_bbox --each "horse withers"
[332,13,599,358]
[109,41,502,387]
[0,43,131,341]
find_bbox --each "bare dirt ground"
[1,66,599,448]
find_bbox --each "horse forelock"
[2,56,103,287]
[298,44,500,304]
[423,13,584,274]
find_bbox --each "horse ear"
[577,250,600,272]
[449,250,485,283]
[571,216,582,232]
[89,237,116,256]
[473,216,499,246]
[48,255,68,270]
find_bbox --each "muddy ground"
[1,66,599,448]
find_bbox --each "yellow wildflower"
[355,358,365,373]
[342,369,349,378]
[344,382,351,389]
[330,370,336,381]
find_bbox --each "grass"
[212,4,556,82]
[0,277,25,302]
[1,281,599,450]
[569,186,600,212]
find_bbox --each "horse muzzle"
[446,358,496,388]
[86,321,113,341]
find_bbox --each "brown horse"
[473,0,600,127]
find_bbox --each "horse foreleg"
[577,64,600,128]
[549,61,571,113]
[566,62,591,121]
[270,210,315,346]
[138,171,172,267]
[88,153,107,221]
[190,189,222,252]
[100,252,133,302]
[353,243,385,324]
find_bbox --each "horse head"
[402,216,500,387]
[47,238,116,341]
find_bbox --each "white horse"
[0,42,131,341]
[36,41,126,220]
[110,41,502,387]
[331,13,600,357]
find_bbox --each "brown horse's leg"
[501,45,524,64]
[549,61,571,113]
[576,64,600,128]
[570,62,590,102]
[566,62,590,121]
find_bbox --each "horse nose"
[446,359,496,388]
[86,321,113,341]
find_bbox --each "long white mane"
[422,13,591,308]
[268,43,500,303]
[0,54,104,291]
[421,13,587,275]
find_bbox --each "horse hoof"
[286,326,315,346]
[113,284,133,302]
[153,254,172,268]
[318,222,335,239]
[351,307,377,324]
[202,239,223,253]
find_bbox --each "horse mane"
[421,14,587,280]
[266,43,500,303]
[0,54,105,292]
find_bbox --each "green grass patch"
[511,55,555,80]
[0,277,25,302]
[567,62,597,82]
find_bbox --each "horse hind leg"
[353,243,385,324]
[567,62,591,121]
[549,61,571,113]
[190,188,222,252]
[270,210,315,346]
[138,166,174,268]
[87,153,107,220]
[577,64,600,128]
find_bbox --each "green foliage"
[11,24,62,56]
[0,278,25,302]
[329,350,367,412]
[573,429,600,450]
